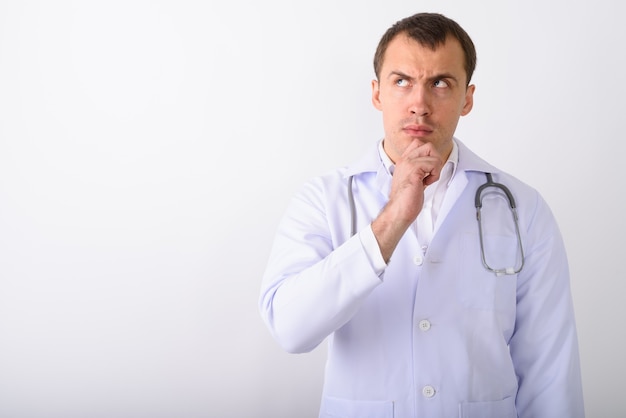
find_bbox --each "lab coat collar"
[343,140,386,178]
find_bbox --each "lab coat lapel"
[435,170,468,233]
[344,140,391,203]
[375,165,392,201]
[434,139,498,232]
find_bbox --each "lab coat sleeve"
[258,176,383,354]
[509,191,585,417]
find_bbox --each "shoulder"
[294,141,382,201]
[457,138,539,195]
[456,138,551,222]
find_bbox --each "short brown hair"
[373,12,477,85]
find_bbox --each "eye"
[433,79,449,88]
[395,78,409,87]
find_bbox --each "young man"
[259,12,584,417]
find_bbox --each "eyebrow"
[387,70,459,85]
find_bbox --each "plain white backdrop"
[0,1,624,417]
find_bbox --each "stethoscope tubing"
[474,173,525,275]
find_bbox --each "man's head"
[374,12,476,86]
[371,12,476,163]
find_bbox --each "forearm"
[259,227,382,353]
[371,141,443,262]
[371,202,413,263]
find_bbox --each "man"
[259,12,584,418]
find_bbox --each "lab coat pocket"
[458,396,517,418]
[319,396,394,418]
[458,233,518,312]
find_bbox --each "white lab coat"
[259,139,584,418]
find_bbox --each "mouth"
[402,124,433,137]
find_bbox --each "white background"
[0,1,624,417]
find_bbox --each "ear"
[371,79,383,111]
[461,84,475,116]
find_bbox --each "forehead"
[381,33,467,82]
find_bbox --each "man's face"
[372,33,475,163]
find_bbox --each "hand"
[388,140,443,222]
[372,141,443,262]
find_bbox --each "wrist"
[372,209,412,263]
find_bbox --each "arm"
[259,141,443,353]
[373,141,443,261]
[510,194,585,417]
[258,179,383,353]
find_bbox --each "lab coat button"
[418,319,431,331]
[413,255,423,266]
[422,385,436,398]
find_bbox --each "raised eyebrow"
[387,70,414,82]
[429,73,459,85]
[387,71,459,85]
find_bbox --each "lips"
[402,124,433,136]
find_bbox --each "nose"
[408,86,431,117]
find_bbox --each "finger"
[402,141,439,159]
[420,160,443,185]
[423,171,440,186]
[395,155,441,182]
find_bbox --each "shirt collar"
[343,137,498,180]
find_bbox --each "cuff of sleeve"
[358,224,387,277]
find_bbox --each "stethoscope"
[475,173,525,275]
[347,172,525,276]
